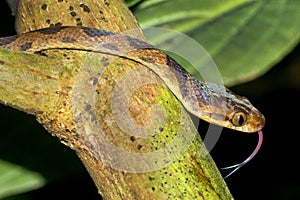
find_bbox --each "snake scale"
[0,26,265,175]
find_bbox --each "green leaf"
[0,160,45,199]
[133,0,300,86]
[0,105,87,199]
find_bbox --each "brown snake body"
[0,26,265,133]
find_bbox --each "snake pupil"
[238,115,244,125]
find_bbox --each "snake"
[0,26,265,175]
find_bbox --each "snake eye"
[232,112,247,126]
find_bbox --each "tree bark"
[0,0,233,199]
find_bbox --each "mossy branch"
[0,0,233,199]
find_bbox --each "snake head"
[223,96,265,133]
[185,81,265,133]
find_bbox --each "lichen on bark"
[0,0,233,199]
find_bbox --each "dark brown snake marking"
[0,26,265,133]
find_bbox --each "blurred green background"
[0,0,300,199]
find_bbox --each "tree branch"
[0,0,233,199]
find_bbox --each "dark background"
[0,1,299,199]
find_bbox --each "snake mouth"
[256,114,265,131]
[248,108,265,133]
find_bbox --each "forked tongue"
[221,130,263,178]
